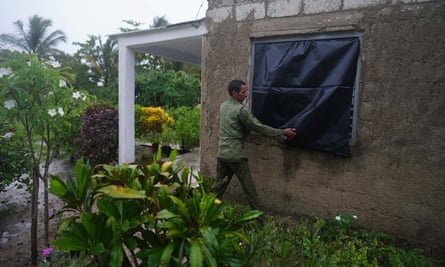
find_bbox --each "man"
[214,79,296,211]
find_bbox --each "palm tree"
[74,35,118,88]
[0,14,66,59]
[150,15,169,29]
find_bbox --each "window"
[250,33,361,156]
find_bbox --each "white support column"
[118,44,135,164]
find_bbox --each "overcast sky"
[0,0,208,54]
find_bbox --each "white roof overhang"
[110,19,207,65]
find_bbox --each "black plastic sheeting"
[251,37,360,156]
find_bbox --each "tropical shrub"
[169,105,200,152]
[74,103,118,166]
[136,106,174,145]
[49,149,261,266]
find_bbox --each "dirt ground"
[0,158,72,267]
[0,149,200,266]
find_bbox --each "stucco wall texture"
[200,0,445,256]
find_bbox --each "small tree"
[0,51,87,265]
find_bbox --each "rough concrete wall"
[201,0,445,255]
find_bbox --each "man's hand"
[283,128,297,138]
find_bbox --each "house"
[112,0,445,257]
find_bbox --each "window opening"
[250,33,362,156]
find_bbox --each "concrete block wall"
[201,0,445,257]
[207,0,438,22]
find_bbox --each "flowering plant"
[334,213,358,228]
[40,247,52,266]
[136,106,174,144]
[0,52,90,265]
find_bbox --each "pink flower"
[42,247,52,257]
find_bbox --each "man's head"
[228,79,248,103]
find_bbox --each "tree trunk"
[31,166,40,266]
[43,128,52,246]
[44,176,49,245]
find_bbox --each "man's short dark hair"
[228,79,246,95]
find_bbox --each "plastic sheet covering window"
[251,37,360,156]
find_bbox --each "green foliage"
[72,35,118,105]
[0,51,92,162]
[151,16,169,28]
[0,50,86,265]
[0,14,66,60]
[90,85,118,106]
[74,103,118,166]
[135,106,174,144]
[52,49,118,106]
[134,104,201,156]
[135,105,201,151]
[169,105,201,151]
[135,70,200,108]
[52,90,93,161]
[245,214,434,267]
[0,123,30,191]
[49,159,92,212]
[50,150,260,266]
[73,35,118,89]
[49,155,437,267]
[0,79,29,188]
[0,51,83,172]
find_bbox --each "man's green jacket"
[217,98,284,160]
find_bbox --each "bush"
[170,105,200,152]
[245,214,435,266]
[48,153,437,266]
[135,106,174,144]
[74,103,118,166]
[49,150,261,266]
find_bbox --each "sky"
[0,0,208,54]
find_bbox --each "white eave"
[109,19,207,65]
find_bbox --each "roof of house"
[109,19,207,65]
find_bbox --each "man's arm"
[239,106,296,138]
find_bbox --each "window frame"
[249,32,362,144]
